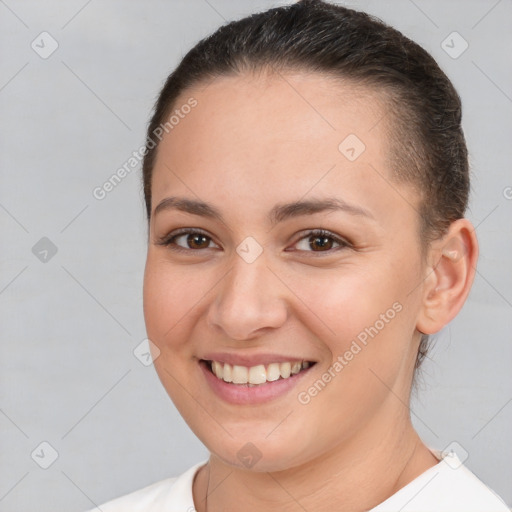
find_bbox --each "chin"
[204,435,315,473]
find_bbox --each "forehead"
[167,70,389,158]
[151,71,417,225]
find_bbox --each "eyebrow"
[153,196,375,225]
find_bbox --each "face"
[143,71,427,472]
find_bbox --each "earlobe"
[416,219,479,335]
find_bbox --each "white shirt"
[88,450,509,511]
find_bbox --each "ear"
[416,218,479,335]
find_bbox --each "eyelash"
[155,228,351,255]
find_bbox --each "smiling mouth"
[200,359,316,386]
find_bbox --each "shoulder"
[85,459,208,512]
[371,450,509,512]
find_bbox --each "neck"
[193,411,438,512]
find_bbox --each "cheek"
[288,263,404,343]
[143,255,206,346]
[293,278,411,443]
[144,251,203,326]
[142,257,207,413]
[289,260,416,392]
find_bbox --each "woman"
[89,1,509,510]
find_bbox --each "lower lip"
[199,360,315,405]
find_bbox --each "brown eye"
[308,234,335,251]
[184,233,210,249]
[156,229,219,252]
[293,229,350,253]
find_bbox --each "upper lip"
[201,352,317,367]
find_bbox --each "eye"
[155,228,219,252]
[291,229,351,254]
[156,228,351,255]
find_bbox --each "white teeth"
[266,363,281,382]
[232,365,248,384]
[291,362,301,374]
[212,361,223,379]
[209,360,313,385]
[248,365,267,385]
[280,362,291,379]
[223,363,233,383]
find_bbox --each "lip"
[200,352,316,367]
[199,359,316,405]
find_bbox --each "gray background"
[0,0,511,510]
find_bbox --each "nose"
[206,253,288,341]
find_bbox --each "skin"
[142,70,478,512]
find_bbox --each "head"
[142,0,477,471]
